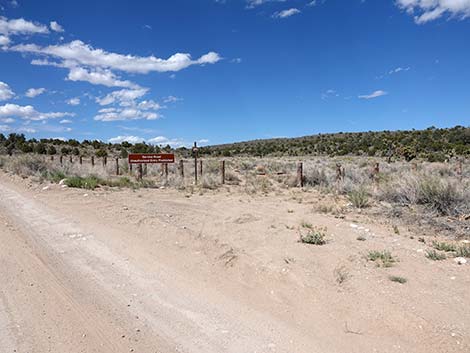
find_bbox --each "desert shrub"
[389,276,407,284]
[45,170,66,183]
[65,176,101,190]
[225,170,241,185]
[416,177,462,216]
[5,155,49,177]
[201,174,219,190]
[425,250,446,261]
[303,168,329,187]
[456,245,470,258]
[432,241,456,252]
[348,187,369,208]
[367,250,396,267]
[299,226,327,245]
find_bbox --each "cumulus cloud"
[94,108,160,122]
[273,8,301,18]
[96,88,148,106]
[66,97,80,106]
[0,35,10,46]
[0,16,49,36]
[25,87,46,98]
[358,90,388,99]
[0,103,74,121]
[0,81,15,101]
[10,40,222,74]
[67,66,139,88]
[49,21,64,32]
[108,135,144,144]
[396,0,470,24]
[59,119,72,124]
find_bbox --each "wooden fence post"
[60,155,63,165]
[50,155,54,161]
[221,160,225,185]
[179,160,184,178]
[79,156,83,165]
[373,162,380,184]
[336,163,342,182]
[69,155,73,163]
[164,163,168,180]
[457,159,463,182]
[129,162,133,174]
[103,156,107,167]
[91,156,95,167]
[193,142,198,184]
[297,162,303,187]
[199,160,203,177]
[115,158,119,176]
[137,164,143,180]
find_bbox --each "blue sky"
[0,0,469,147]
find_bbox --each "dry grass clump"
[299,223,327,245]
[425,250,446,261]
[367,250,396,267]
[348,187,369,208]
[2,155,49,177]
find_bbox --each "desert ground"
[0,156,469,353]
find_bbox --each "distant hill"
[198,126,470,162]
[1,126,469,162]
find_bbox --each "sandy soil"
[0,171,469,353]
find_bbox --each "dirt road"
[0,172,469,352]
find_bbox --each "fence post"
[103,156,107,167]
[193,142,198,184]
[373,162,380,184]
[412,162,417,172]
[164,163,168,181]
[297,162,303,187]
[60,155,63,165]
[179,160,184,178]
[221,160,225,185]
[457,159,463,182]
[50,155,54,161]
[199,160,203,177]
[91,156,95,167]
[137,164,143,180]
[115,158,119,176]
[129,162,133,174]
[79,156,83,165]
[336,163,342,182]
[69,155,73,163]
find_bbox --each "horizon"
[1,0,470,147]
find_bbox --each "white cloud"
[0,103,74,121]
[0,35,10,46]
[67,66,139,88]
[25,87,46,98]
[163,95,183,103]
[49,21,64,32]
[0,81,15,101]
[109,135,144,144]
[396,0,470,24]
[96,88,148,106]
[59,119,72,124]
[358,90,388,99]
[273,8,301,18]
[147,136,186,148]
[66,97,80,106]
[94,108,160,122]
[1,117,15,123]
[0,16,49,36]
[10,40,221,74]
[246,0,287,9]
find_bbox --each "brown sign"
[128,153,175,164]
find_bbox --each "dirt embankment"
[0,171,469,353]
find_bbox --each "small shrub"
[65,176,101,190]
[432,241,456,252]
[425,250,446,261]
[389,276,407,284]
[367,250,396,267]
[334,266,349,284]
[348,188,369,209]
[299,226,327,245]
[417,177,462,216]
[456,245,470,258]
